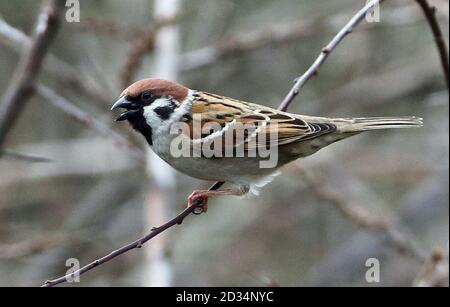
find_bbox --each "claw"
[188,191,209,214]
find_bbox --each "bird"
[111,78,422,213]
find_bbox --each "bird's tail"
[337,116,423,133]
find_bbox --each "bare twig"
[415,0,449,89]
[41,181,224,287]
[41,0,389,287]
[0,0,65,148]
[278,0,385,111]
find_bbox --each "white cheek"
[143,94,193,132]
[143,105,161,128]
[143,98,170,128]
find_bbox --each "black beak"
[111,97,138,121]
[111,97,132,111]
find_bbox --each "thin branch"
[0,0,65,148]
[41,0,388,287]
[415,0,449,89]
[41,181,224,287]
[278,0,385,111]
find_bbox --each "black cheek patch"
[154,106,175,120]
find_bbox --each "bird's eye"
[141,92,152,102]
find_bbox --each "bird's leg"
[188,187,247,214]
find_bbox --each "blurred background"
[0,0,448,287]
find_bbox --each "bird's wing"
[186,91,336,150]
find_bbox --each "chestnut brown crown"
[120,78,189,102]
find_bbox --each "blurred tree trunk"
[141,0,180,287]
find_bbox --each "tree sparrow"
[111,78,422,212]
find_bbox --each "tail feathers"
[340,116,423,132]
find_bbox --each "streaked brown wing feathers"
[187,91,336,149]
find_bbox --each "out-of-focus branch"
[0,149,52,163]
[75,17,146,41]
[179,18,326,72]
[178,2,428,72]
[0,234,65,259]
[294,166,426,261]
[36,84,146,163]
[319,50,442,113]
[119,28,156,89]
[179,1,450,75]
[0,0,65,148]
[415,0,449,89]
[76,15,180,88]
[0,17,144,161]
[0,227,102,260]
[278,0,385,111]
[120,17,177,88]
[0,138,136,188]
[0,18,108,105]
[187,1,450,76]
[413,245,449,287]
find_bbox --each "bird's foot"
[188,190,210,214]
[187,188,246,215]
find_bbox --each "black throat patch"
[127,111,153,146]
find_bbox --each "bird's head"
[111,78,189,145]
